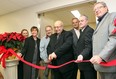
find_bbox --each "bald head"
[54,20,64,34]
[54,20,64,27]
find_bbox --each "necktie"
[80,29,82,36]
[57,34,60,40]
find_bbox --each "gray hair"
[94,2,108,12]
[45,25,53,30]
[94,2,107,7]
[54,20,64,26]
[80,15,88,20]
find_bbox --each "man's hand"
[75,55,83,62]
[17,53,22,57]
[48,52,57,61]
[90,55,102,64]
[16,53,22,60]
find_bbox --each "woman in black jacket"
[18,29,29,79]
[21,26,40,79]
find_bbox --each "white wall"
[0,0,95,35]
[39,14,55,38]
[0,11,38,34]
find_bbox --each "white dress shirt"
[74,28,80,38]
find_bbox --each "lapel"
[94,13,110,34]
[72,29,78,46]
[79,26,89,40]
[53,33,58,45]
[54,30,64,46]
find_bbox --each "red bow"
[114,18,116,26]
[0,46,11,68]
[112,28,116,34]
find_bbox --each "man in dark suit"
[47,20,75,79]
[75,15,97,79]
[70,18,80,79]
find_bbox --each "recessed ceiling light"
[71,10,81,19]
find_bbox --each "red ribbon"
[7,49,91,69]
[112,28,116,34]
[0,46,116,70]
[114,18,116,26]
[9,49,46,70]
[100,60,116,66]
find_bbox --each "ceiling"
[0,0,51,15]
[0,0,96,29]
[42,1,96,29]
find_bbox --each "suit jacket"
[75,26,94,70]
[71,29,79,58]
[93,12,116,72]
[47,30,74,73]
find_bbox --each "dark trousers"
[80,69,97,79]
[73,63,78,79]
[23,63,39,79]
[18,61,23,79]
[52,68,75,79]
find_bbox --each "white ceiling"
[0,0,50,15]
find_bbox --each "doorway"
[38,1,96,38]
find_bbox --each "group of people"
[18,2,116,79]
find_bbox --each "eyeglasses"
[93,6,105,12]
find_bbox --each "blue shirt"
[40,36,50,62]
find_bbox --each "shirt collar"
[46,35,49,39]
[74,28,79,31]
[81,25,87,32]
[97,12,108,23]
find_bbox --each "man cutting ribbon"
[47,20,75,79]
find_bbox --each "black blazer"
[71,29,79,55]
[21,36,41,62]
[47,30,74,72]
[75,25,94,70]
